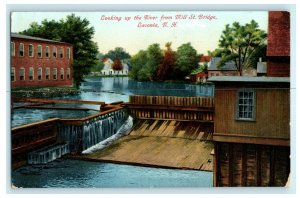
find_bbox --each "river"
[11,77,214,188]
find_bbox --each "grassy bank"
[12,87,80,99]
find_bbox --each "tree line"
[129,42,199,81]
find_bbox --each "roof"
[11,33,71,45]
[207,57,236,71]
[200,55,211,62]
[208,76,290,83]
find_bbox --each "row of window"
[11,67,71,81]
[11,42,71,59]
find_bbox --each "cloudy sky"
[11,11,268,55]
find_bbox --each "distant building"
[207,57,257,77]
[11,33,73,88]
[101,58,129,75]
[207,57,238,77]
[209,11,290,187]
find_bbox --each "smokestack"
[259,57,262,62]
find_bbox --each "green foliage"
[191,62,208,74]
[91,60,104,72]
[130,42,200,81]
[175,43,199,78]
[216,20,267,75]
[104,47,131,61]
[20,14,99,88]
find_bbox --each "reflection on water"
[11,77,214,127]
[12,159,213,188]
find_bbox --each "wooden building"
[11,33,73,88]
[208,11,290,187]
[209,76,290,186]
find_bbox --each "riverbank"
[12,87,80,99]
[78,119,214,171]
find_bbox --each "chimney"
[259,57,262,62]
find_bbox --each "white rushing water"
[82,116,133,154]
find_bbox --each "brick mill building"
[11,33,73,88]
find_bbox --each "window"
[38,67,42,80]
[29,67,34,80]
[11,67,15,81]
[19,43,24,57]
[37,45,42,58]
[53,68,57,80]
[60,68,64,79]
[46,68,50,80]
[66,47,71,59]
[53,47,57,58]
[236,90,256,121]
[28,44,34,57]
[19,68,25,80]
[45,46,50,58]
[66,68,70,79]
[59,48,64,58]
[11,42,15,56]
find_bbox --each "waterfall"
[82,116,133,154]
[28,143,70,164]
[58,109,128,152]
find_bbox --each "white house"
[101,58,129,75]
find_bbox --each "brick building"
[11,33,73,88]
[266,11,290,77]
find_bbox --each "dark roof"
[208,76,290,83]
[11,33,71,45]
[207,57,236,71]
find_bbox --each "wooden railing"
[127,96,214,122]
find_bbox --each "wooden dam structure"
[11,92,290,186]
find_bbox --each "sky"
[11,11,268,56]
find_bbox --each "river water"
[12,159,212,188]
[11,77,214,127]
[11,77,214,188]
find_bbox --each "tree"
[217,20,267,75]
[175,43,199,78]
[129,50,148,81]
[145,43,163,80]
[112,58,123,71]
[157,42,176,80]
[20,14,99,88]
[90,60,104,72]
[104,47,131,61]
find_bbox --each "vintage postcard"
[10,10,290,188]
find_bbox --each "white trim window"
[53,47,57,58]
[45,67,50,80]
[37,45,42,58]
[11,42,15,57]
[66,68,70,79]
[19,67,25,80]
[66,47,71,59]
[29,44,34,57]
[59,47,64,58]
[45,46,50,58]
[29,67,34,81]
[38,67,42,80]
[60,68,64,80]
[19,43,24,57]
[53,68,57,80]
[11,67,15,82]
[236,89,256,121]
